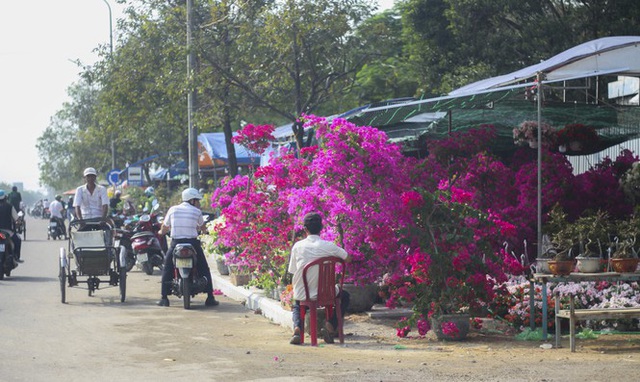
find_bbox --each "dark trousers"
[292,289,350,332]
[11,233,21,259]
[161,238,213,298]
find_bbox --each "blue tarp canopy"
[198,132,261,165]
[151,161,188,180]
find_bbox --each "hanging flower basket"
[556,124,598,150]
[513,121,555,147]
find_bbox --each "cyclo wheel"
[119,268,126,303]
[59,262,66,303]
[182,277,192,310]
[59,248,67,303]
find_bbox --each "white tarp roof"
[450,36,640,96]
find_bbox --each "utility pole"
[187,0,198,188]
[101,0,116,170]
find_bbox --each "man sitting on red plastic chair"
[288,212,351,345]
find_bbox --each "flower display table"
[530,272,640,342]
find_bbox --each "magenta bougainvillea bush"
[210,115,640,336]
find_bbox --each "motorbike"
[130,206,166,275]
[113,223,136,272]
[42,207,51,220]
[47,217,67,240]
[170,243,209,309]
[0,229,19,279]
[14,211,26,240]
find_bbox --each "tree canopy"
[37,0,640,190]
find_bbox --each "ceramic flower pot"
[548,260,575,276]
[535,258,552,273]
[610,258,640,273]
[575,256,602,273]
[430,314,470,341]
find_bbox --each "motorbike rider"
[8,186,22,213]
[0,190,23,262]
[49,195,66,237]
[109,189,122,215]
[157,187,218,307]
[142,186,155,213]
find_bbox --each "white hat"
[83,167,97,176]
[181,187,203,202]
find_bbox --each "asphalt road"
[0,216,426,382]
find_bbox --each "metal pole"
[101,0,115,170]
[187,0,198,188]
[536,72,543,259]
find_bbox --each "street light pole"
[187,0,198,188]
[101,0,116,170]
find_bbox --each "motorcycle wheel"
[125,255,135,272]
[182,278,192,310]
[119,268,127,303]
[142,262,154,275]
[59,263,66,304]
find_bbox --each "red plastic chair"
[299,256,345,346]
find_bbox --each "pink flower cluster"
[232,123,275,155]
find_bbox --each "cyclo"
[58,218,127,303]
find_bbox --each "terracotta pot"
[430,314,470,341]
[610,258,640,273]
[548,260,575,276]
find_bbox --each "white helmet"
[181,187,202,202]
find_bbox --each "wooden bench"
[555,294,640,352]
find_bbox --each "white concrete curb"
[212,273,293,329]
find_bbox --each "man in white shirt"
[288,212,351,345]
[73,167,109,220]
[157,188,218,307]
[49,195,66,238]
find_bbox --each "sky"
[0,0,395,193]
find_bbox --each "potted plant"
[202,215,231,275]
[572,211,611,273]
[387,188,510,341]
[512,120,555,148]
[610,218,640,273]
[556,123,599,152]
[548,249,575,276]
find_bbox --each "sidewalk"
[210,267,414,330]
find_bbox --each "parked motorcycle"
[130,206,166,275]
[47,217,66,240]
[170,243,209,309]
[0,229,19,279]
[114,226,136,272]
